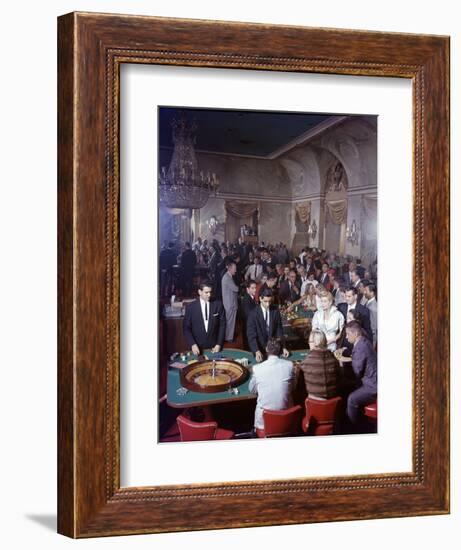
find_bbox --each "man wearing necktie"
[183,281,226,355]
[279,270,301,305]
[246,289,289,362]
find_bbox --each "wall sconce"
[307,219,317,240]
[346,219,360,246]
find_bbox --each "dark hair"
[266,337,282,356]
[365,283,377,296]
[345,320,363,335]
[260,288,273,299]
[246,279,257,288]
[198,280,213,291]
[226,260,236,269]
[168,241,175,248]
[267,273,278,281]
[346,286,358,295]
[184,241,191,247]
[348,308,363,325]
[322,262,330,268]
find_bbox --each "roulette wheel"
[180,358,249,393]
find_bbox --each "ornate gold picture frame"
[58,12,449,537]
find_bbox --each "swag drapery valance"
[225,201,259,219]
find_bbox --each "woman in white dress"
[311,292,344,352]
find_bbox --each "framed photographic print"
[58,12,450,537]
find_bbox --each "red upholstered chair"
[256,405,303,438]
[364,401,378,420]
[176,414,234,442]
[302,396,342,435]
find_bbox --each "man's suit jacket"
[279,280,300,304]
[356,265,366,279]
[246,305,284,354]
[241,292,257,322]
[180,249,197,272]
[351,337,377,392]
[183,299,226,352]
[338,302,373,342]
[366,298,378,347]
[221,272,239,311]
[343,272,353,287]
[318,272,330,289]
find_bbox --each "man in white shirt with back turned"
[249,337,296,432]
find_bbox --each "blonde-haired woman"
[286,282,317,312]
[311,291,344,352]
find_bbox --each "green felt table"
[166,347,310,408]
[281,305,315,342]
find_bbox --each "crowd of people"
[164,235,378,433]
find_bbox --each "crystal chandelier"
[158,113,219,209]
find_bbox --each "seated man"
[344,321,377,430]
[279,269,301,305]
[247,288,290,362]
[249,337,296,433]
[183,281,226,355]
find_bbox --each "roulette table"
[180,358,249,393]
[167,348,256,408]
[280,305,314,345]
[166,348,311,408]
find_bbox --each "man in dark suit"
[337,287,372,342]
[318,262,331,290]
[344,321,377,429]
[179,241,197,297]
[355,259,366,280]
[278,270,300,305]
[183,281,226,355]
[241,279,258,321]
[240,279,258,349]
[246,289,289,362]
[159,241,177,297]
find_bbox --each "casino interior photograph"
[158,106,378,442]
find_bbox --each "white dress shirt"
[249,356,295,429]
[200,298,209,332]
[246,263,263,281]
[260,304,270,329]
[300,277,309,296]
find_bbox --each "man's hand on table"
[211,345,221,353]
[255,351,263,363]
[191,344,200,356]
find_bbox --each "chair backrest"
[262,405,303,437]
[305,396,342,435]
[177,414,217,441]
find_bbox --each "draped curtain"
[325,198,348,225]
[225,201,259,242]
[225,201,259,219]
